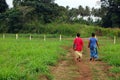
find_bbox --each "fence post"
[3,34,5,39]
[30,34,32,40]
[114,36,116,44]
[16,34,18,40]
[44,35,46,41]
[60,34,62,41]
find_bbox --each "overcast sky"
[6,0,101,8]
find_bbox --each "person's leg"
[91,47,97,62]
[78,51,82,57]
[90,51,96,62]
[75,51,82,62]
[90,57,92,61]
[90,50,93,61]
[78,51,83,62]
[94,48,98,60]
[92,58,95,61]
[93,48,97,61]
[75,51,79,61]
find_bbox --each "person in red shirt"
[73,33,84,62]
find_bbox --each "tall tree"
[91,8,102,17]
[78,5,84,16]
[68,8,78,21]
[84,6,90,16]
[13,0,22,7]
[0,0,8,13]
[13,0,55,7]
[101,0,120,27]
[13,0,60,23]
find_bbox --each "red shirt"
[74,37,83,51]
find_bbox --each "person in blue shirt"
[88,33,99,61]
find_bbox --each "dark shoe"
[77,58,81,62]
[90,58,92,61]
[79,60,81,62]
[77,58,79,61]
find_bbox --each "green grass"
[1,34,120,80]
[99,37,120,80]
[0,37,72,80]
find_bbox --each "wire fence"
[0,34,119,44]
[0,34,74,41]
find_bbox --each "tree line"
[0,0,120,33]
[101,0,120,28]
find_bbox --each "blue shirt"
[89,37,97,48]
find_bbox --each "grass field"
[0,34,120,80]
[0,37,71,80]
[99,37,120,80]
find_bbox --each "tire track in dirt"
[51,47,80,80]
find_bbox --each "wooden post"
[44,35,46,41]
[60,34,62,41]
[3,34,5,39]
[30,34,32,40]
[114,36,116,44]
[16,34,18,40]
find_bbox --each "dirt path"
[51,39,110,80]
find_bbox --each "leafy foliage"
[101,0,120,27]
[0,0,8,13]
[0,0,120,33]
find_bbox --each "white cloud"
[55,0,101,9]
[6,0,13,8]
[6,0,101,9]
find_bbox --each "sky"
[6,0,101,9]
[55,0,101,9]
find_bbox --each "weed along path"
[51,39,110,80]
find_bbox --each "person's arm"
[73,44,76,50]
[88,40,90,48]
[73,39,76,50]
[96,41,99,49]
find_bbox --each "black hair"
[92,33,95,37]
[77,33,80,37]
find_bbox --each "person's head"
[77,33,80,37]
[92,33,95,37]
